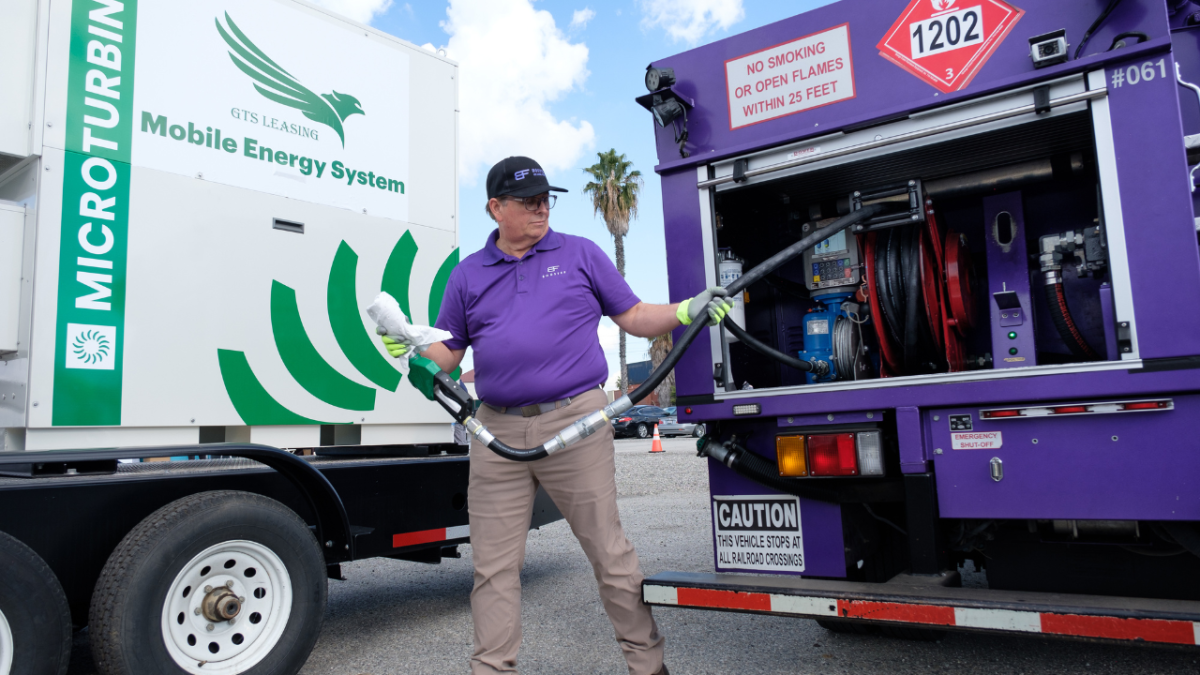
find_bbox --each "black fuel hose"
[698,437,841,502]
[469,205,886,462]
[1045,282,1100,360]
[722,317,820,374]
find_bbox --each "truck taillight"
[808,434,858,476]
[856,431,884,476]
[982,409,1022,419]
[776,435,807,476]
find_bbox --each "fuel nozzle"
[409,355,474,423]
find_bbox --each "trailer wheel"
[815,618,876,635]
[0,530,72,675]
[89,491,327,675]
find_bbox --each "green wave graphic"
[328,241,402,391]
[271,280,376,411]
[217,349,332,424]
[219,233,459,425]
[381,231,417,322]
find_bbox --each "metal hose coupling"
[697,436,737,467]
[463,417,495,446]
[542,395,635,455]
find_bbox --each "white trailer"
[0,3,559,674]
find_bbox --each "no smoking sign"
[877,0,1024,94]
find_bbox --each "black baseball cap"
[486,156,568,199]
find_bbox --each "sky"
[312,0,837,386]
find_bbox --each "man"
[383,156,730,675]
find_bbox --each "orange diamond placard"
[877,0,1024,94]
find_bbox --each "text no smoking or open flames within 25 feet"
[724,24,855,130]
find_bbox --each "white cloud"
[441,0,595,183]
[570,7,596,30]
[640,0,744,45]
[307,0,394,25]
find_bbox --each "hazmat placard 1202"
[724,23,855,130]
[712,495,805,573]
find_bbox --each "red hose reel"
[861,199,974,376]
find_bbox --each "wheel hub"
[201,586,241,622]
[161,540,292,674]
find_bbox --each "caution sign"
[877,0,1024,94]
[724,23,855,130]
[713,495,805,573]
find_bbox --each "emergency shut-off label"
[713,495,805,573]
[725,24,855,130]
[951,431,1002,450]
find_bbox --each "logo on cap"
[515,169,531,180]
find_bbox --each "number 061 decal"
[878,0,1024,94]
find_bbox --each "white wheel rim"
[161,540,293,675]
[0,606,13,675]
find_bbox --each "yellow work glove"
[677,286,734,326]
[380,335,411,358]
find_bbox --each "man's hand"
[380,335,411,359]
[677,287,734,326]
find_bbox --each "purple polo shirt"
[435,228,640,408]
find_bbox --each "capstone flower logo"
[65,323,117,370]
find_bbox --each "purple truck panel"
[983,192,1038,369]
[707,457,846,579]
[648,1,1200,579]
[928,394,1200,520]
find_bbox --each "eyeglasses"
[503,194,557,211]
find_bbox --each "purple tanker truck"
[638,0,1200,647]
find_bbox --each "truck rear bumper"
[644,571,1200,647]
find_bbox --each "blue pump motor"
[797,292,869,384]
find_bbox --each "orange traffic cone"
[649,424,664,454]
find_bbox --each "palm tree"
[583,150,641,394]
[648,333,674,407]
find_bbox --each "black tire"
[880,625,946,642]
[636,424,650,439]
[691,424,706,438]
[89,491,327,675]
[0,530,72,675]
[815,618,876,635]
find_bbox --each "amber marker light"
[776,435,808,477]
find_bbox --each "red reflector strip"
[1041,613,1197,645]
[392,524,470,549]
[643,584,1200,646]
[1122,401,1168,411]
[839,600,956,626]
[1052,406,1089,415]
[677,588,772,612]
[982,409,1022,418]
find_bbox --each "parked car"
[657,407,706,437]
[612,406,668,438]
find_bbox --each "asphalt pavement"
[67,437,1200,674]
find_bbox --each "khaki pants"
[468,388,664,674]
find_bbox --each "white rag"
[366,292,454,374]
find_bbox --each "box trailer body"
[640,0,1200,648]
[0,2,561,674]
[1,0,460,451]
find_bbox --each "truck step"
[644,572,1200,647]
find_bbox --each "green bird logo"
[216,12,365,147]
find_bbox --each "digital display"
[813,231,847,256]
